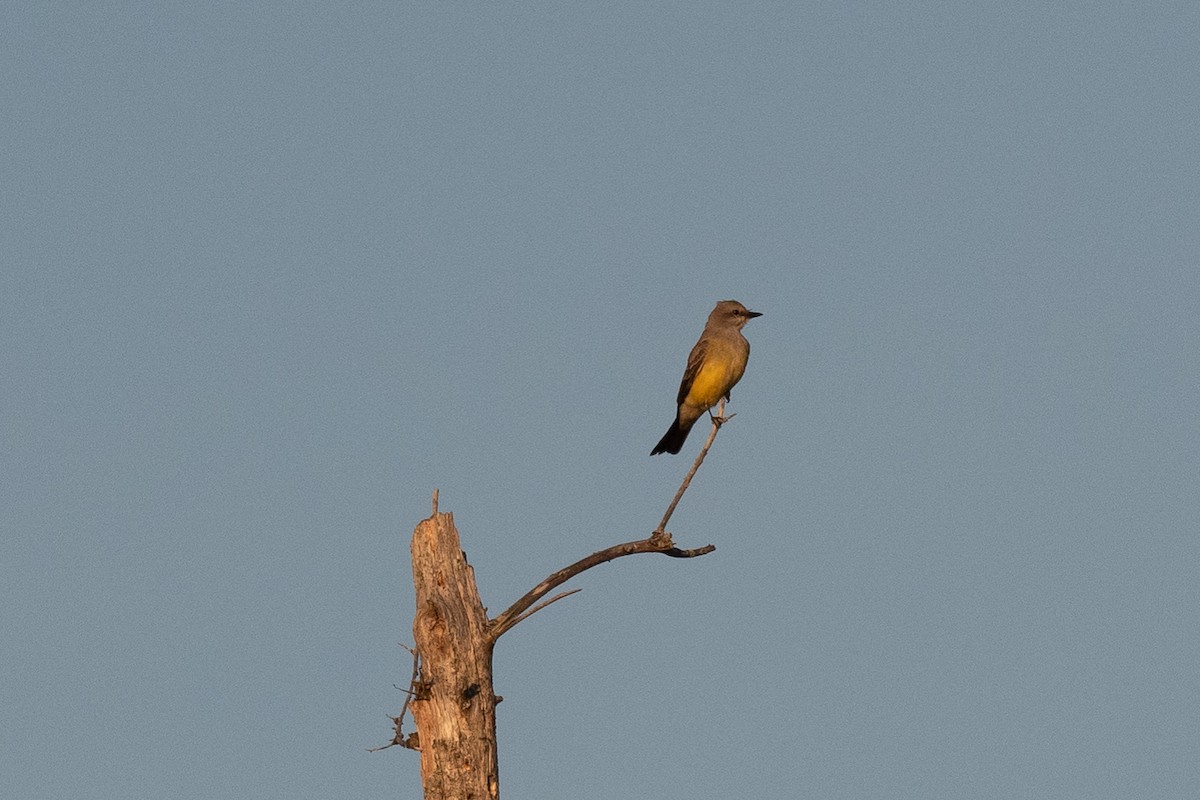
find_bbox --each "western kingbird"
[651,300,762,455]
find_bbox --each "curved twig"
[487,535,714,643]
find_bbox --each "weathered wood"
[410,512,499,800]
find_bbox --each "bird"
[651,300,761,455]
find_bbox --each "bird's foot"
[708,411,737,427]
[649,529,674,547]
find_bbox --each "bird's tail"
[650,417,695,455]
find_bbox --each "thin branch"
[502,588,582,630]
[398,644,420,735]
[655,399,730,534]
[488,535,713,643]
[369,644,422,753]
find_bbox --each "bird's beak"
[746,310,763,318]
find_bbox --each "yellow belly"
[686,359,742,409]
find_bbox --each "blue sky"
[4,3,1198,798]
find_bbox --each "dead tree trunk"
[409,511,499,800]
[400,507,715,800]
[388,410,735,798]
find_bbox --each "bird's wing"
[676,338,708,406]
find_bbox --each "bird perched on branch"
[651,300,761,455]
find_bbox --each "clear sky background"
[4,3,1198,798]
